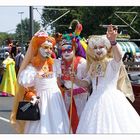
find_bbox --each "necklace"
[61,59,73,80]
[36,61,53,78]
[32,56,54,78]
[89,58,109,89]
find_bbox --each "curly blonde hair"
[86,35,113,72]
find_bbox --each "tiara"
[41,40,53,47]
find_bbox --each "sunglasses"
[61,45,73,53]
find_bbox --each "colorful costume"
[57,22,89,133]
[76,32,140,133]
[10,32,69,134]
[0,55,17,96]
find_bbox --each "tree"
[41,6,115,38]
[0,32,16,47]
[15,18,40,44]
[106,6,140,39]
[41,6,140,39]
[41,7,74,34]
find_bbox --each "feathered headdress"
[60,20,87,59]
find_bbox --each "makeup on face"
[61,45,74,60]
[93,45,107,58]
[61,45,73,53]
[39,41,53,58]
[39,47,51,58]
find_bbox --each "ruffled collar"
[89,57,109,78]
[31,54,54,72]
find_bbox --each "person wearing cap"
[10,31,69,134]
[71,24,140,133]
[0,52,17,96]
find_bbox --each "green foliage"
[15,18,40,44]
[0,32,16,47]
[42,6,115,38]
[42,6,140,39]
[0,18,40,47]
[1,6,140,48]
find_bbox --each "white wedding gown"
[76,59,140,134]
[18,60,69,134]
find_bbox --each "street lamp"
[18,11,24,53]
[29,6,34,39]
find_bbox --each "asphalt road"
[0,96,16,134]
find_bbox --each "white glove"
[30,96,40,105]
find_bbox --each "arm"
[73,77,90,89]
[24,87,40,105]
[18,64,39,105]
[76,58,87,79]
[106,24,122,62]
[24,87,36,100]
[72,61,92,89]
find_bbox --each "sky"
[0,6,43,33]
[0,0,139,34]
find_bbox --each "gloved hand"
[30,96,40,105]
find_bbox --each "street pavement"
[0,96,16,134]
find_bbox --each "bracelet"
[110,41,117,46]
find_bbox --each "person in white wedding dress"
[72,24,140,134]
[10,31,69,134]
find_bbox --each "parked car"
[128,72,140,115]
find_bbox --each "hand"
[30,96,40,105]
[70,72,76,82]
[106,24,118,42]
[70,74,82,87]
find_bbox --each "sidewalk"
[0,95,16,134]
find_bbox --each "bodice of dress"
[84,59,122,94]
[18,59,60,90]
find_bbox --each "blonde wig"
[86,35,134,102]
[86,35,112,73]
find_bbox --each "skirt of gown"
[76,88,140,134]
[24,77,70,134]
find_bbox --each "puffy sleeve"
[77,58,87,79]
[83,64,92,85]
[110,59,122,72]
[18,64,37,88]
[53,59,62,77]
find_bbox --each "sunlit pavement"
[0,96,16,134]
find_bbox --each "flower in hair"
[34,31,48,38]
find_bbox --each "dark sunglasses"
[62,48,73,53]
[61,45,73,53]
